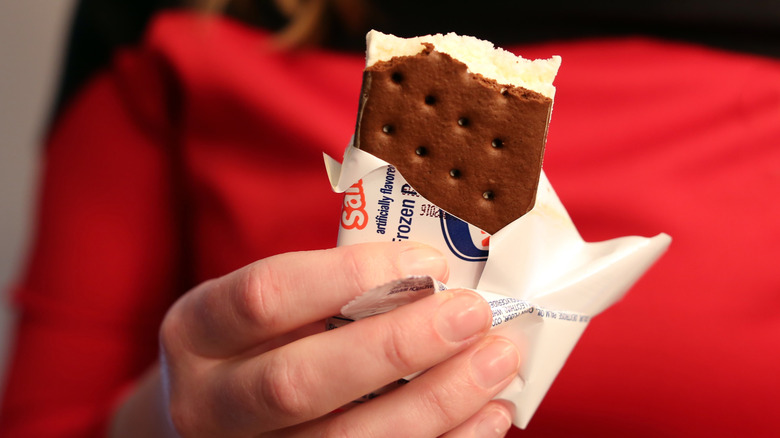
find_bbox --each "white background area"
[0,0,76,390]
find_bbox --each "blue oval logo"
[440,213,489,262]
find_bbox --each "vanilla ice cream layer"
[365,30,561,99]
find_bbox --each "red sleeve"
[0,49,183,437]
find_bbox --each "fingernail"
[475,406,513,438]
[434,292,491,342]
[398,245,448,279]
[471,339,520,389]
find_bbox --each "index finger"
[164,242,449,358]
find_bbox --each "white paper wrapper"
[325,146,671,428]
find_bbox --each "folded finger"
[280,336,521,438]
[163,242,449,358]
[223,289,492,432]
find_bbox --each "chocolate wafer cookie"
[354,31,560,234]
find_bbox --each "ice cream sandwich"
[353,31,561,234]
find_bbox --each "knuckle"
[339,245,398,295]
[238,261,283,331]
[258,355,313,419]
[159,299,187,356]
[159,280,218,356]
[159,347,209,436]
[378,319,418,373]
[417,380,461,426]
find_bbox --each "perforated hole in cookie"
[449,169,461,178]
[382,124,394,134]
[415,146,428,156]
[457,117,470,127]
[482,191,495,201]
[391,72,404,84]
[491,138,504,148]
[424,95,436,105]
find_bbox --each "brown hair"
[189,0,373,48]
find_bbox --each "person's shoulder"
[65,11,256,143]
[143,10,273,66]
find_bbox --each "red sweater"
[2,11,779,437]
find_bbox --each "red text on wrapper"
[341,179,368,229]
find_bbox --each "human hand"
[159,242,520,437]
